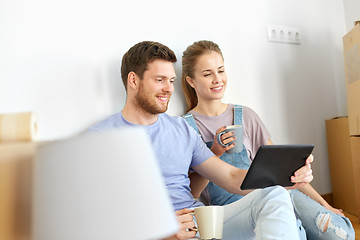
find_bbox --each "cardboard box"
[0,142,36,240]
[325,117,358,216]
[350,136,360,218]
[343,23,360,136]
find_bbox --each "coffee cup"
[193,206,224,240]
[216,125,243,153]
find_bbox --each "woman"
[181,40,355,240]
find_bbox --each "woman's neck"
[192,100,228,116]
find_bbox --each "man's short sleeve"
[182,118,214,167]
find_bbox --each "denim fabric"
[184,106,307,238]
[184,106,251,205]
[185,106,355,239]
[205,140,249,205]
[192,186,301,240]
[289,189,355,240]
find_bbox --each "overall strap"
[233,104,243,125]
[182,113,201,135]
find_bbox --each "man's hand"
[163,208,197,240]
[288,154,314,189]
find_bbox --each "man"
[90,41,314,240]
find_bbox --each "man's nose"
[163,81,174,93]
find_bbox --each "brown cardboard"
[0,142,36,240]
[325,117,358,215]
[350,137,360,219]
[343,23,360,136]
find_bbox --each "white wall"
[0,0,353,194]
[343,0,360,31]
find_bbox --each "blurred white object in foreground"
[33,128,178,240]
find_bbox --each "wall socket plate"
[267,25,301,44]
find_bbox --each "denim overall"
[183,105,250,205]
[184,106,355,240]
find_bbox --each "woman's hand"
[211,126,237,157]
[325,205,345,217]
[288,154,314,189]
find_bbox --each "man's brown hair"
[121,41,177,90]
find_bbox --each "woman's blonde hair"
[181,40,224,113]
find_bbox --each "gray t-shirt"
[189,104,271,160]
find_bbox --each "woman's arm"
[298,184,345,216]
[189,171,209,198]
[268,139,341,215]
[189,126,237,198]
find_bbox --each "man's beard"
[135,84,171,115]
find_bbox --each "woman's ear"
[186,76,195,88]
[127,72,139,90]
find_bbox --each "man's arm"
[192,155,314,196]
[189,126,246,197]
[192,156,252,195]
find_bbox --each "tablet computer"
[240,144,314,190]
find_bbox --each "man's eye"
[170,80,175,84]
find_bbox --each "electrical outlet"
[267,25,301,44]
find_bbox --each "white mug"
[193,206,224,239]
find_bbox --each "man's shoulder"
[159,113,186,124]
[159,113,195,133]
[89,112,124,131]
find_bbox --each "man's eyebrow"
[154,75,176,80]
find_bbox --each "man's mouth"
[157,95,170,102]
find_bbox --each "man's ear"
[127,72,139,90]
[186,76,195,88]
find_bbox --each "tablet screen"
[240,144,314,190]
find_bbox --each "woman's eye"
[204,73,211,77]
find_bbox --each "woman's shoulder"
[232,104,256,115]
[232,104,263,122]
[242,105,257,114]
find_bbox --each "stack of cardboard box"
[326,21,360,221]
[343,21,360,221]
[325,117,359,217]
